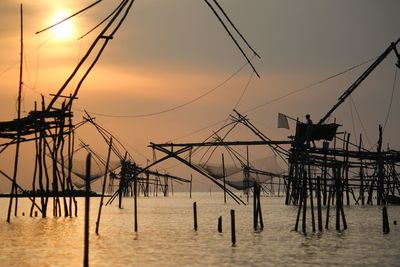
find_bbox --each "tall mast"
[7,3,24,223]
[17,3,23,119]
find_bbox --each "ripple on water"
[0,194,399,266]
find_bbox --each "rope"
[350,96,372,148]
[233,71,254,110]
[349,96,357,144]
[383,67,398,131]
[84,56,254,118]
[164,57,376,144]
[0,34,53,78]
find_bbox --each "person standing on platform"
[305,114,316,148]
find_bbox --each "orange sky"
[0,0,399,191]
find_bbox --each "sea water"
[0,193,399,266]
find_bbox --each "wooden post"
[335,166,341,231]
[83,153,91,267]
[359,134,365,205]
[134,165,138,232]
[322,142,328,206]
[145,171,150,197]
[95,138,112,235]
[316,176,323,232]
[383,206,390,234]
[253,183,258,230]
[344,133,350,205]
[308,168,316,233]
[377,125,384,206]
[294,164,305,232]
[222,153,226,204]
[302,170,307,234]
[231,209,236,245]
[189,174,192,199]
[257,186,264,230]
[247,146,250,204]
[155,176,159,197]
[7,3,23,223]
[68,119,78,217]
[118,162,124,209]
[285,156,294,205]
[193,202,197,230]
[340,201,347,230]
[171,178,174,196]
[294,188,303,232]
[218,216,222,233]
[30,104,39,217]
[325,186,332,229]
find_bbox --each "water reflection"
[0,194,399,266]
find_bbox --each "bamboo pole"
[383,206,390,234]
[134,165,138,232]
[302,169,307,234]
[257,185,264,230]
[96,138,113,235]
[231,209,236,245]
[359,134,365,205]
[193,202,198,230]
[377,125,384,206]
[325,185,332,229]
[294,180,304,232]
[190,174,192,199]
[323,142,328,206]
[7,3,23,223]
[30,102,39,217]
[253,183,258,230]
[38,100,46,217]
[316,176,323,232]
[344,133,350,205]
[335,166,341,231]
[43,133,51,217]
[83,153,91,267]
[222,153,226,204]
[218,216,222,233]
[308,168,316,233]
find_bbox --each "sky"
[0,0,399,192]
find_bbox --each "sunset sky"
[0,0,399,191]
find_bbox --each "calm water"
[0,193,399,266]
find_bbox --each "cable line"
[84,56,254,118]
[382,67,398,131]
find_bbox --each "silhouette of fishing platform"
[0,1,399,242]
[0,0,260,226]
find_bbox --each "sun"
[50,10,74,40]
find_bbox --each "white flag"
[277,113,289,129]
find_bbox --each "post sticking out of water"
[253,183,258,230]
[96,137,112,235]
[7,3,24,224]
[218,216,222,233]
[231,209,236,245]
[222,153,226,204]
[316,176,323,232]
[193,202,197,230]
[383,206,390,234]
[190,174,192,199]
[84,153,91,267]
[134,166,138,232]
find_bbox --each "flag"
[277,113,289,129]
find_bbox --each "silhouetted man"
[305,114,315,148]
